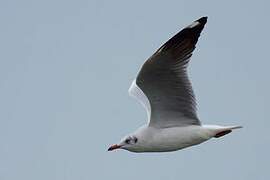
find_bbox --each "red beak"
[108,144,121,151]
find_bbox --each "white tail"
[214,125,242,138]
[225,125,243,130]
[203,125,242,138]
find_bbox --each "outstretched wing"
[129,17,207,128]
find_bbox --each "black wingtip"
[153,16,208,54]
[196,16,208,25]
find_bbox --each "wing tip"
[187,16,207,30]
[197,16,208,25]
[153,16,208,55]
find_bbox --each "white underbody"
[122,125,240,152]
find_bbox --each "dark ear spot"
[125,139,130,144]
[134,137,138,143]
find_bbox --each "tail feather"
[225,125,243,130]
[214,125,242,138]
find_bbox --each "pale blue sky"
[0,0,269,179]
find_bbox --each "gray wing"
[135,17,207,128]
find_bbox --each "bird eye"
[125,139,130,144]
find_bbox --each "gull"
[108,17,242,153]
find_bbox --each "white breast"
[136,126,212,152]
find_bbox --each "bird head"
[108,135,138,151]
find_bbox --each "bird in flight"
[108,17,242,153]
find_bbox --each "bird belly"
[145,126,211,152]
